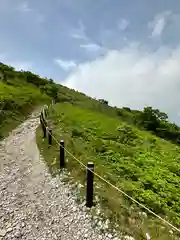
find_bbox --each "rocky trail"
[0,110,119,240]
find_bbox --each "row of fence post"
[40,111,94,208]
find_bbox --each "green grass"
[37,102,180,240]
[0,82,50,139]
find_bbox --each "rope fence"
[39,107,180,234]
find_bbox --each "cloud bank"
[62,44,180,123]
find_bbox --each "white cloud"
[54,59,77,71]
[80,43,102,52]
[17,2,32,12]
[70,20,88,41]
[80,43,107,56]
[72,33,87,40]
[70,21,107,56]
[152,18,165,37]
[148,11,171,38]
[118,19,129,31]
[62,44,180,123]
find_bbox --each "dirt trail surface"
[0,110,119,240]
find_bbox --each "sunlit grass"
[37,102,180,240]
[0,82,50,139]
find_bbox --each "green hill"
[1,62,180,144]
[0,63,53,138]
[37,102,180,240]
[1,62,180,239]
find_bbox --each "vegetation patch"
[37,102,180,240]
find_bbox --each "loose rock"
[0,229,6,237]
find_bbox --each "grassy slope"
[37,102,180,240]
[0,82,50,139]
[58,84,139,125]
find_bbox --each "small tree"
[123,107,131,112]
[98,99,108,105]
[139,107,168,132]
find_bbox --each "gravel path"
[0,110,119,240]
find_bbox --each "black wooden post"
[44,107,48,117]
[40,115,46,139]
[48,128,52,146]
[60,140,65,167]
[44,126,46,139]
[86,162,94,208]
[40,114,43,126]
[41,112,44,122]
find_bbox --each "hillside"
[1,62,180,144]
[37,102,180,240]
[1,62,180,239]
[0,63,51,138]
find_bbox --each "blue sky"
[1,0,180,123]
